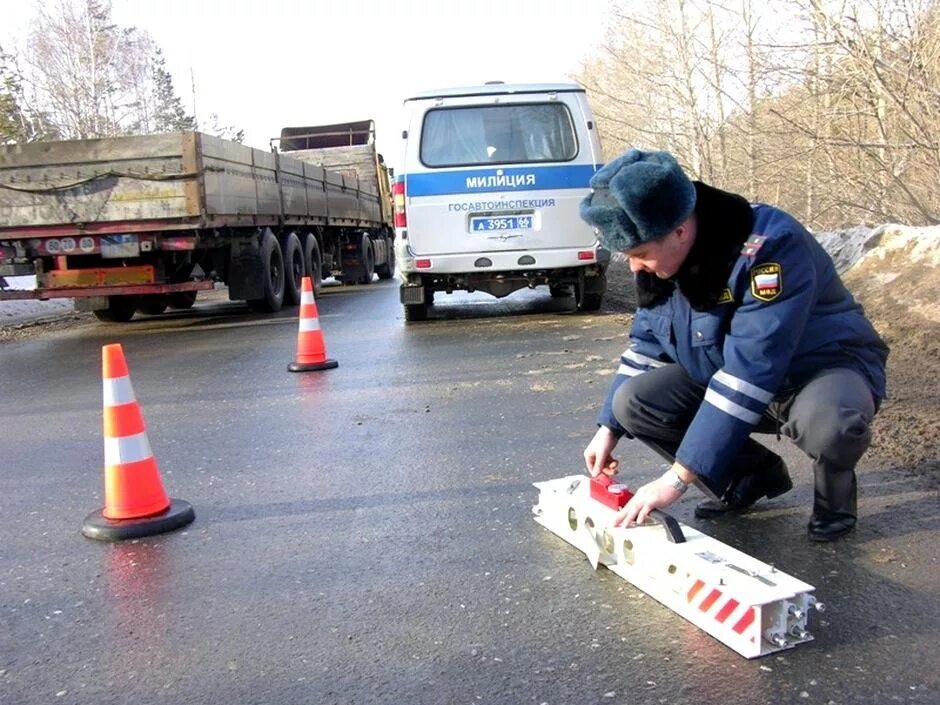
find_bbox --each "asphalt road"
[1,280,937,705]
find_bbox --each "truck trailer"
[0,120,394,321]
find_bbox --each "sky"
[3,0,610,170]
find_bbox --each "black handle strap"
[649,509,686,543]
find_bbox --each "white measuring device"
[532,475,824,658]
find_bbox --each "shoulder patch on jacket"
[716,288,734,305]
[741,235,766,257]
[750,262,782,301]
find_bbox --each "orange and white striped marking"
[101,344,170,520]
[532,475,819,659]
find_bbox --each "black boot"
[808,464,857,542]
[695,456,792,518]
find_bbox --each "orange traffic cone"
[288,277,338,372]
[82,344,195,541]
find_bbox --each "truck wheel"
[358,234,375,284]
[404,302,428,322]
[375,237,395,280]
[280,231,304,305]
[137,296,168,315]
[94,296,138,322]
[247,229,285,312]
[549,284,572,298]
[302,233,323,291]
[168,291,197,309]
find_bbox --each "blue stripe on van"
[405,164,597,197]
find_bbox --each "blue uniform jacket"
[599,203,888,492]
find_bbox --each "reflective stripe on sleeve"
[624,349,666,368]
[616,364,645,377]
[713,370,774,404]
[704,388,762,425]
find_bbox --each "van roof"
[404,82,585,102]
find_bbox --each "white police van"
[392,82,608,321]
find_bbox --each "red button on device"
[589,474,633,509]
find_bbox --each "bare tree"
[579,0,939,227]
[19,0,195,140]
[1,44,30,143]
[0,43,54,143]
[202,113,244,144]
[578,0,768,182]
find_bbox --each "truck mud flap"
[228,235,264,300]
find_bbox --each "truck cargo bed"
[0,132,384,236]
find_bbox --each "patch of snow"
[813,226,880,273]
[0,275,75,326]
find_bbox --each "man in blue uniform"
[580,149,888,542]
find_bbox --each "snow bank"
[814,223,940,273]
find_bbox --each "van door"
[404,94,598,257]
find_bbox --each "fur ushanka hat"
[579,148,697,252]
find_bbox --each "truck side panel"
[277,151,308,218]
[302,163,328,219]
[0,132,388,231]
[0,133,194,227]
[326,170,359,222]
[200,134,258,216]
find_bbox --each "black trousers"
[610,365,876,509]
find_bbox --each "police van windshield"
[420,103,578,167]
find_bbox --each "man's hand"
[584,426,620,477]
[614,475,684,527]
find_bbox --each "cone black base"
[288,358,338,372]
[81,498,195,541]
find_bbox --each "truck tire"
[301,233,323,292]
[94,296,138,322]
[375,236,395,280]
[168,291,197,309]
[280,231,304,305]
[137,295,168,315]
[247,229,285,312]
[549,284,572,298]
[357,233,375,285]
[404,302,428,322]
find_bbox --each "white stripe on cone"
[104,431,153,465]
[301,291,315,304]
[298,318,321,332]
[103,375,136,407]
